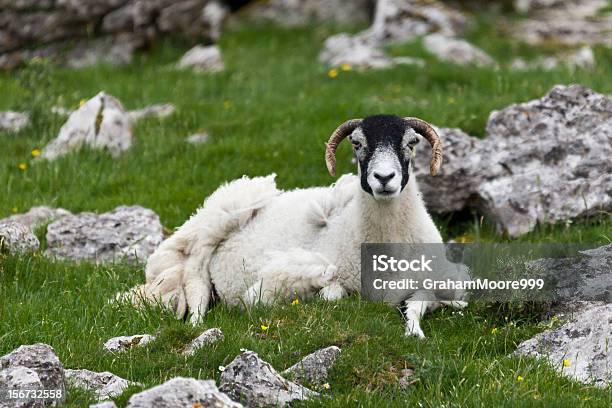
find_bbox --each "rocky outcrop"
[65,369,133,400]
[510,46,596,71]
[423,34,495,67]
[183,328,224,356]
[178,44,225,73]
[240,0,373,27]
[127,377,242,408]
[415,84,612,237]
[0,0,229,70]
[514,302,611,387]
[319,0,469,69]
[0,207,71,230]
[0,222,40,253]
[220,350,318,407]
[512,0,612,46]
[45,206,164,263]
[103,334,156,352]
[0,344,66,406]
[283,346,341,386]
[41,92,132,160]
[0,111,29,133]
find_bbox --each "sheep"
[127,114,467,338]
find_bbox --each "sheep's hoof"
[319,283,346,301]
[404,324,426,339]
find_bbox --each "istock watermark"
[361,243,611,304]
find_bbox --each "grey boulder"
[65,368,134,400]
[415,84,612,237]
[0,366,44,408]
[423,34,495,67]
[178,45,224,73]
[0,221,40,253]
[283,346,341,386]
[0,206,71,230]
[45,206,164,263]
[514,303,612,387]
[0,344,66,406]
[219,350,318,407]
[103,334,156,353]
[41,92,132,161]
[127,103,175,122]
[127,377,242,408]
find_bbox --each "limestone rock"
[178,45,224,73]
[240,0,372,27]
[283,346,341,386]
[89,402,118,408]
[423,34,495,67]
[126,377,242,408]
[0,366,44,408]
[65,368,133,400]
[45,206,164,263]
[1,206,71,230]
[219,350,318,407]
[127,103,175,122]
[186,132,210,145]
[510,46,596,71]
[103,334,156,353]
[0,111,29,133]
[0,222,40,253]
[514,303,612,387]
[64,34,143,68]
[0,344,66,406]
[319,0,468,70]
[415,84,612,237]
[183,328,224,356]
[41,92,132,160]
[319,33,425,69]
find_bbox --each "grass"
[1,11,611,408]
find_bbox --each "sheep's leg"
[402,290,440,339]
[243,248,337,306]
[319,282,347,301]
[183,248,213,325]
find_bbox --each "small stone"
[283,346,341,385]
[103,334,156,353]
[126,377,242,408]
[178,45,224,73]
[220,350,318,407]
[45,205,164,264]
[423,34,495,67]
[183,328,224,356]
[186,132,210,145]
[0,221,40,253]
[0,343,66,406]
[41,92,132,160]
[127,104,176,122]
[0,111,29,132]
[65,368,133,400]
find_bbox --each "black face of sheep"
[325,114,442,201]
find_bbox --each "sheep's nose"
[374,171,395,185]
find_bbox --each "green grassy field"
[1,14,611,408]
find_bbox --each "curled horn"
[404,117,442,176]
[325,119,362,176]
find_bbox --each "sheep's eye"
[351,140,362,149]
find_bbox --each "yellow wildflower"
[517,376,524,382]
[261,324,269,332]
[491,327,498,334]
[79,99,87,107]
[18,163,27,171]
[31,148,41,158]
[563,359,571,368]
[340,63,352,71]
[11,207,18,213]
[291,298,299,306]
[322,383,331,389]
[328,69,338,78]
[223,100,233,109]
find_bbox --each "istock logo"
[372,254,435,272]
